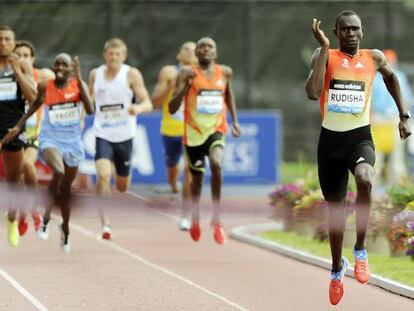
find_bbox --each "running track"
[0,185,413,310]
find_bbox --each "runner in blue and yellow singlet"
[152,41,197,231]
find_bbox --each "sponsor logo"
[355,61,364,68]
[342,59,350,68]
[356,157,365,164]
[64,93,76,99]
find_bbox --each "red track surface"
[0,186,413,310]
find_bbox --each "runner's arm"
[38,68,55,84]
[305,47,328,100]
[8,53,37,103]
[73,56,93,115]
[169,68,194,114]
[128,68,153,115]
[88,68,96,107]
[305,18,330,100]
[151,66,176,109]
[222,65,241,137]
[373,49,411,139]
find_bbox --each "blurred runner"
[89,38,152,240]
[169,37,241,244]
[1,53,93,253]
[0,26,37,247]
[371,49,413,185]
[305,11,411,305]
[152,41,197,230]
[14,40,55,236]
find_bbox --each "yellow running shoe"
[7,220,19,247]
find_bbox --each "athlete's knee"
[190,172,203,188]
[98,173,111,185]
[355,173,373,194]
[209,158,222,173]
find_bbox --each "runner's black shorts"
[317,125,375,202]
[95,137,133,177]
[185,132,225,174]
[24,138,39,150]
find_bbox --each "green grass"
[261,230,414,287]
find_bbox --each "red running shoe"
[354,249,370,284]
[18,217,28,236]
[189,222,201,241]
[329,257,349,305]
[32,212,42,232]
[101,225,112,240]
[213,224,227,245]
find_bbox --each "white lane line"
[68,221,249,311]
[0,268,49,311]
[126,190,180,221]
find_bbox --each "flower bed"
[269,177,414,260]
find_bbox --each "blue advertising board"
[79,110,282,184]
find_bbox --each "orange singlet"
[25,69,43,141]
[183,64,228,146]
[44,78,81,106]
[320,49,376,132]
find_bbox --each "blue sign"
[79,110,282,184]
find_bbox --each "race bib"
[0,78,17,101]
[171,102,184,120]
[196,90,223,114]
[48,102,80,126]
[328,79,365,113]
[100,103,128,126]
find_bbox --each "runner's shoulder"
[219,64,232,78]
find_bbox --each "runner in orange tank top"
[169,37,241,245]
[305,11,411,305]
[14,40,54,237]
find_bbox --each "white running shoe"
[101,225,112,240]
[38,221,50,240]
[178,218,190,231]
[59,224,70,253]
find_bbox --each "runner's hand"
[311,18,330,48]
[73,56,82,80]
[232,122,241,137]
[128,105,139,116]
[399,119,411,140]
[7,53,20,71]
[0,127,20,147]
[184,70,196,88]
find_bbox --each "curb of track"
[230,222,414,300]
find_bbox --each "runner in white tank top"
[89,38,152,240]
[93,63,136,142]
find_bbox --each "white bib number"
[328,80,365,113]
[101,103,128,126]
[49,102,80,126]
[0,80,17,101]
[196,90,223,114]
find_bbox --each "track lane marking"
[0,267,49,311]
